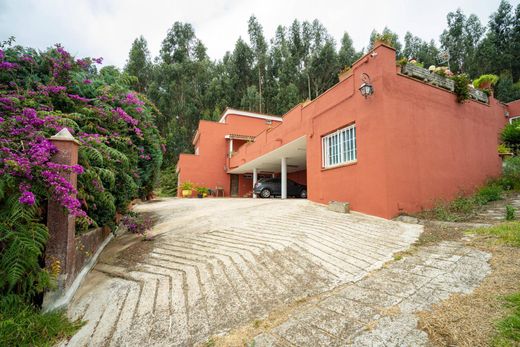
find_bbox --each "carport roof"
[228,136,306,174]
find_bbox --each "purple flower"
[68,94,90,102]
[19,182,35,205]
[122,92,145,106]
[0,50,4,60]
[83,79,92,84]
[46,85,66,93]
[112,107,138,126]
[93,57,103,64]
[21,55,35,64]
[0,61,18,70]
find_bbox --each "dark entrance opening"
[230,174,239,197]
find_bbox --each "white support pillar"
[228,138,233,158]
[281,157,287,199]
[252,168,258,198]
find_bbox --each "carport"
[228,136,307,198]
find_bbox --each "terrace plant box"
[401,64,454,91]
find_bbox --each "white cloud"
[0,0,516,68]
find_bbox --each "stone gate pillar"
[45,128,80,290]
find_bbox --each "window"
[510,116,520,125]
[322,124,357,168]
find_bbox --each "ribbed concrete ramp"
[65,199,422,346]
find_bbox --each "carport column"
[253,168,258,198]
[228,138,233,158]
[281,157,287,199]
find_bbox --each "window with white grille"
[322,124,357,168]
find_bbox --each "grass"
[0,297,83,347]
[419,181,507,222]
[492,293,520,346]
[468,222,520,346]
[470,222,520,247]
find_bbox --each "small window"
[510,116,520,125]
[322,124,357,168]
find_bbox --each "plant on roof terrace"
[473,74,499,91]
[450,73,471,103]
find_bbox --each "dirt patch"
[198,296,315,347]
[417,222,465,245]
[417,237,520,346]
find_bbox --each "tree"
[124,36,152,93]
[440,9,484,74]
[368,27,402,56]
[403,32,439,67]
[248,15,267,112]
[338,32,360,68]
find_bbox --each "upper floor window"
[322,124,357,168]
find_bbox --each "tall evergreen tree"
[124,36,152,93]
[248,15,268,113]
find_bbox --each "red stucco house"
[177,43,516,219]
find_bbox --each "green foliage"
[0,295,83,347]
[475,183,503,204]
[451,74,471,103]
[180,181,194,191]
[196,186,209,195]
[473,74,499,88]
[158,167,178,196]
[495,72,520,103]
[492,292,520,346]
[501,123,520,148]
[503,157,520,187]
[506,205,516,220]
[470,222,520,247]
[0,176,51,301]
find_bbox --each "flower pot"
[499,152,514,160]
[479,81,492,90]
[203,193,208,198]
[182,189,192,198]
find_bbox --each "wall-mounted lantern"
[359,73,374,99]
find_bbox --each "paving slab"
[64,198,421,346]
[252,241,491,347]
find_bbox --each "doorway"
[230,174,239,197]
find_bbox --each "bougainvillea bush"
[0,41,163,302]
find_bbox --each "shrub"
[475,184,503,205]
[503,157,520,189]
[0,42,163,301]
[506,205,516,221]
[120,212,153,235]
[159,166,178,196]
[451,74,471,103]
[501,123,520,149]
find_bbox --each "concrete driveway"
[65,198,423,346]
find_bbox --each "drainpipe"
[281,157,287,199]
[253,168,258,198]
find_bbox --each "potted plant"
[373,32,394,47]
[180,181,194,198]
[498,143,514,160]
[473,74,498,95]
[338,66,351,82]
[195,186,208,198]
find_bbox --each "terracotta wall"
[227,43,509,218]
[177,115,277,197]
[288,170,307,185]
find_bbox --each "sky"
[0,0,518,68]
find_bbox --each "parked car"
[254,178,307,198]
